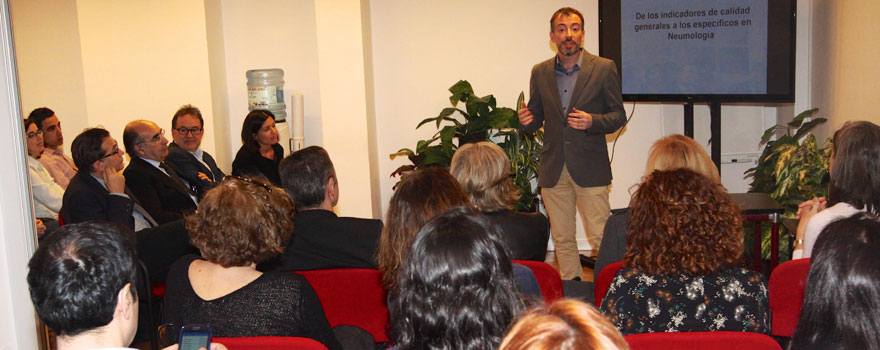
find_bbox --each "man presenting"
[166,104,225,197]
[518,7,625,280]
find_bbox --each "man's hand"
[103,166,126,194]
[567,108,593,130]
[35,219,46,237]
[197,172,213,182]
[518,101,534,127]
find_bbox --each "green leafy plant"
[390,80,544,212]
[744,108,830,261]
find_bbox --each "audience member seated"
[232,110,283,186]
[390,207,523,350]
[450,141,549,261]
[26,221,226,350]
[163,176,342,350]
[596,134,719,280]
[260,146,382,271]
[789,213,880,350]
[499,299,628,350]
[599,169,769,335]
[123,120,198,224]
[166,104,225,197]
[793,120,880,259]
[377,167,540,298]
[28,107,78,189]
[24,118,64,234]
[60,127,193,283]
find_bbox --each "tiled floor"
[543,250,597,282]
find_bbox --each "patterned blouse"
[599,266,770,335]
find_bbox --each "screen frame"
[598,0,797,103]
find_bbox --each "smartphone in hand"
[178,324,212,350]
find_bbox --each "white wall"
[75,0,216,155]
[0,0,40,347]
[10,0,89,156]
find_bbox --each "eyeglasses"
[174,127,203,136]
[99,146,122,160]
[138,129,165,144]
[228,176,272,192]
[26,130,43,139]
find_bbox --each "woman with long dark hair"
[789,213,880,350]
[391,207,522,350]
[794,120,880,259]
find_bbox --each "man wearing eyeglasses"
[61,127,194,283]
[122,119,198,225]
[166,105,225,197]
[28,107,78,189]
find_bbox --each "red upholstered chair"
[294,269,389,343]
[594,261,623,307]
[769,258,810,337]
[512,260,563,303]
[213,336,327,350]
[625,331,781,350]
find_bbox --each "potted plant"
[744,108,829,261]
[390,80,544,212]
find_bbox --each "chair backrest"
[213,336,327,350]
[625,331,782,350]
[294,268,389,343]
[512,260,563,303]
[769,258,811,337]
[594,261,623,307]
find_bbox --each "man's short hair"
[550,7,584,31]
[122,122,142,156]
[172,104,204,129]
[279,146,335,209]
[27,222,138,337]
[28,107,56,130]
[71,127,111,172]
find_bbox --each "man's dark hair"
[550,7,584,31]
[240,109,275,152]
[27,222,138,337]
[71,127,111,172]
[28,107,55,130]
[280,146,335,209]
[172,104,204,129]
[122,123,142,156]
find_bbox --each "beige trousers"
[542,165,611,280]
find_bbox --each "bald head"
[123,120,169,161]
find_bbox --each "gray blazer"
[524,51,626,188]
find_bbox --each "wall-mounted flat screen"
[599,0,796,102]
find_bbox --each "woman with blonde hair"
[450,142,549,261]
[499,299,628,350]
[595,134,719,278]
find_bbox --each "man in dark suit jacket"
[260,146,382,272]
[518,7,626,280]
[61,128,193,283]
[122,120,198,225]
[165,105,225,197]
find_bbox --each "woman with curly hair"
[595,134,719,280]
[163,176,341,349]
[599,168,769,335]
[391,207,522,350]
[793,120,880,259]
[450,141,549,261]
